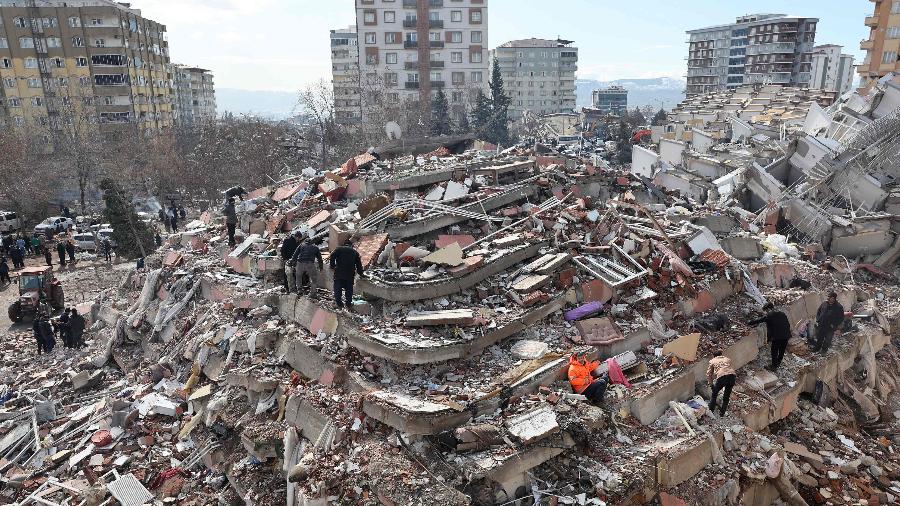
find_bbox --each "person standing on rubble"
[811,292,845,354]
[44,245,53,267]
[65,238,76,265]
[706,350,736,416]
[568,354,609,405]
[56,241,66,268]
[222,198,238,247]
[280,230,302,293]
[33,317,45,355]
[159,208,170,233]
[69,309,86,349]
[102,237,113,263]
[291,235,324,299]
[0,257,10,285]
[329,239,364,311]
[748,302,792,372]
[169,203,179,233]
[56,308,72,348]
[37,314,55,353]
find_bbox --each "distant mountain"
[576,77,686,111]
[216,88,298,119]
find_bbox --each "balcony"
[861,38,875,50]
[404,61,419,70]
[865,15,878,27]
[429,40,444,48]
[429,20,444,29]
[403,0,417,7]
[430,80,445,88]
[405,81,420,89]
[429,0,443,6]
[403,18,417,28]
[430,60,444,68]
[404,40,418,49]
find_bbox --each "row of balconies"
[403,0,443,7]
[404,40,445,49]
[404,61,445,69]
[401,18,444,28]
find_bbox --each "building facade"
[0,0,173,134]
[353,0,488,126]
[686,14,817,96]
[492,38,577,120]
[172,64,215,127]
[809,44,854,94]
[859,0,900,87]
[330,26,361,126]
[591,85,627,116]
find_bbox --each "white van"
[73,232,99,251]
[0,211,23,233]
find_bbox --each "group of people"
[279,231,365,311]
[159,202,187,234]
[32,308,87,355]
[567,292,848,417]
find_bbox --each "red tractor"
[7,266,65,323]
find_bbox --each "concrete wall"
[692,129,715,154]
[632,145,660,178]
[660,139,685,167]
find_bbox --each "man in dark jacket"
[70,309,87,348]
[33,317,45,355]
[812,292,844,354]
[0,257,10,285]
[223,198,238,247]
[749,302,792,371]
[280,231,301,292]
[65,239,76,264]
[38,316,55,353]
[291,236,324,298]
[57,308,72,348]
[56,241,66,267]
[329,240,364,311]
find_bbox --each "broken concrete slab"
[405,309,476,327]
[512,274,551,293]
[504,406,559,445]
[422,243,465,267]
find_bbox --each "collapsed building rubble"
[1,78,900,506]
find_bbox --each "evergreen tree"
[454,109,471,134]
[487,57,511,146]
[652,108,668,126]
[470,90,492,139]
[100,178,155,259]
[615,121,633,165]
[430,89,452,136]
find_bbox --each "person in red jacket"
[568,354,609,405]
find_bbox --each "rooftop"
[498,38,575,49]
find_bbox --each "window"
[471,71,483,83]
[384,72,398,86]
[471,31,482,43]
[364,32,376,44]
[14,117,25,127]
[888,26,900,39]
[24,58,38,69]
[42,17,58,28]
[31,97,43,107]
[91,18,104,26]
[0,58,10,69]
[103,96,114,105]
[14,17,27,28]
[470,51,482,63]
[387,92,399,103]
[57,77,68,87]
[408,73,419,83]
[429,32,441,42]
[449,31,462,43]
[384,11,395,23]
[94,39,106,48]
[451,11,462,22]
[69,16,81,27]
[451,52,462,63]
[363,10,376,24]
[386,52,397,64]
[76,57,88,67]
[52,57,64,67]
[883,51,898,64]
[20,37,35,49]
[893,1,900,14]
[72,37,84,47]
[385,32,398,44]
[430,71,442,81]
[452,91,463,103]
[452,72,464,84]
[470,10,482,23]
[9,97,22,107]
[0,38,7,49]
[27,78,41,88]
[46,37,62,48]
[3,78,15,88]
[366,52,378,65]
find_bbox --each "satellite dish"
[385,121,403,140]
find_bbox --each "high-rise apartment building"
[330,27,361,126]
[0,0,173,134]
[353,0,488,125]
[172,64,216,127]
[686,14,817,96]
[591,85,627,116]
[492,38,577,120]
[859,0,900,87]
[809,45,854,94]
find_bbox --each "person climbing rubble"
[222,197,238,247]
[748,302,792,371]
[811,292,845,354]
[280,230,301,293]
[329,239,364,311]
[568,354,609,405]
[706,350,736,417]
[290,234,324,299]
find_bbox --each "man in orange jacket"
[568,354,609,405]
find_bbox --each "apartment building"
[353,0,488,125]
[492,38,577,120]
[859,0,900,87]
[172,64,216,127]
[686,14,817,96]
[809,44,854,94]
[591,85,627,116]
[0,0,173,135]
[331,26,361,126]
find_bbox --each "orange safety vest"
[568,354,600,394]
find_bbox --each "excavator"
[631,127,652,145]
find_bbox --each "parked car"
[73,232,99,251]
[0,211,23,233]
[98,228,117,248]
[34,216,75,236]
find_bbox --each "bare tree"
[298,79,337,169]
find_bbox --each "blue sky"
[137,0,871,91]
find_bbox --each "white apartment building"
[172,65,216,127]
[686,14,818,96]
[330,27,361,126]
[492,38,577,120]
[809,44,854,95]
[353,0,488,125]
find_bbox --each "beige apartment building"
[331,26,361,126]
[353,0,489,126]
[859,0,900,86]
[173,64,216,127]
[492,38,578,120]
[0,0,173,135]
